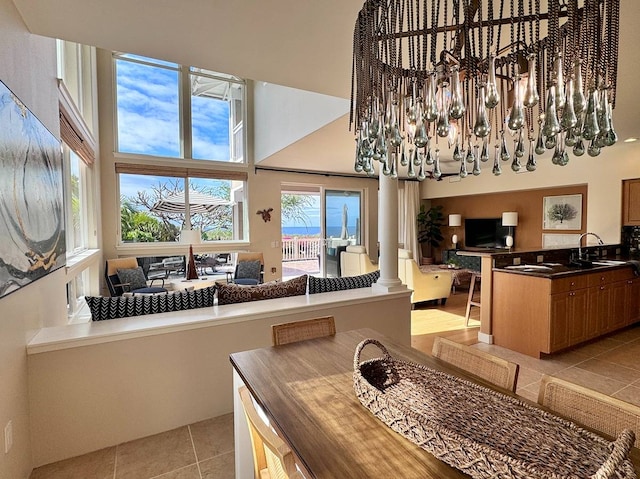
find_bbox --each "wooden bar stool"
[465,272,481,326]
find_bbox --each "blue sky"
[115,57,230,160]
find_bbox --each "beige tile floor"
[31,289,640,478]
[29,414,234,479]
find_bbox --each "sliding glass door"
[324,190,361,277]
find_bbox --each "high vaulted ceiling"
[11,0,640,175]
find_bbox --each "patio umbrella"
[340,204,349,239]
[150,191,230,214]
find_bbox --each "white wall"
[0,5,63,479]
[253,82,349,162]
[27,292,411,465]
[422,142,640,245]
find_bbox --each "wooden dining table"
[229,328,640,479]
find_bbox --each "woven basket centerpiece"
[353,339,637,479]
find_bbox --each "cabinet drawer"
[551,275,589,293]
[587,268,634,287]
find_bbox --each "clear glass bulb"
[480,139,490,162]
[581,89,600,141]
[433,149,442,179]
[407,150,416,177]
[605,102,618,146]
[515,130,525,158]
[573,59,587,114]
[453,140,462,161]
[492,145,502,175]
[474,84,491,138]
[560,79,578,131]
[573,137,585,156]
[526,139,537,171]
[542,86,561,138]
[424,73,439,122]
[500,131,511,161]
[390,153,398,178]
[425,141,434,166]
[507,75,525,131]
[523,54,539,108]
[553,52,566,110]
[485,54,500,109]
[354,138,364,173]
[465,139,475,164]
[459,157,468,178]
[400,142,408,166]
[449,66,465,120]
[472,152,481,176]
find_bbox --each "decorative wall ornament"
[0,80,66,298]
[257,208,273,222]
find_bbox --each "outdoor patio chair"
[228,252,264,285]
[105,257,167,296]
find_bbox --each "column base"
[372,279,407,293]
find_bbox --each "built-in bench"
[26,284,411,467]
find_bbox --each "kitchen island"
[492,261,640,357]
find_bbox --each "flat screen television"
[464,218,512,249]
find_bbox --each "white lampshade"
[449,214,462,227]
[452,234,458,245]
[502,212,518,227]
[180,228,202,244]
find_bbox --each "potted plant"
[417,205,445,264]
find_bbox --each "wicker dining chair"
[432,337,520,392]
[538,375,640,448]
[271,316,336,346]
[239,386,303,479]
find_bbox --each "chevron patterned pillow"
[86,286,216,321]
[308,270,380,294]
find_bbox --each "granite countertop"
[493,259,634,278]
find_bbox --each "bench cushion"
[86,286,216,321]
[308,270,380,294]
[217,275,307,305]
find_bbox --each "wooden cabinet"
[550,289,589,351]
[622,179,640,226]
[624,277,640,326]
[493,267,637,358]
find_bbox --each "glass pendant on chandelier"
[350,0,620,181]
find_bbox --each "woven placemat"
[354,339,637,479]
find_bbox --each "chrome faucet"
[578,232,604,260]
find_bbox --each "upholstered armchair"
[397,249,453,305]
[340,245,378,277]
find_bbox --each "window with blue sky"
[114,53,245,163]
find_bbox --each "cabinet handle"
[600,286,605,290]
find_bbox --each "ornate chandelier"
[350,0,620,180]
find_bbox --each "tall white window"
[114,54,246,163]
[57,39,100,323]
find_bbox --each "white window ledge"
[65,248,100,278]
[27,288,412,355]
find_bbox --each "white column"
[373,172,406,292]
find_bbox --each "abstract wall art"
[0,80,65,298]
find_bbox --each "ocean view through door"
[280,186,362,279]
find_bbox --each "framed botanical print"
[543,194,582,230]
